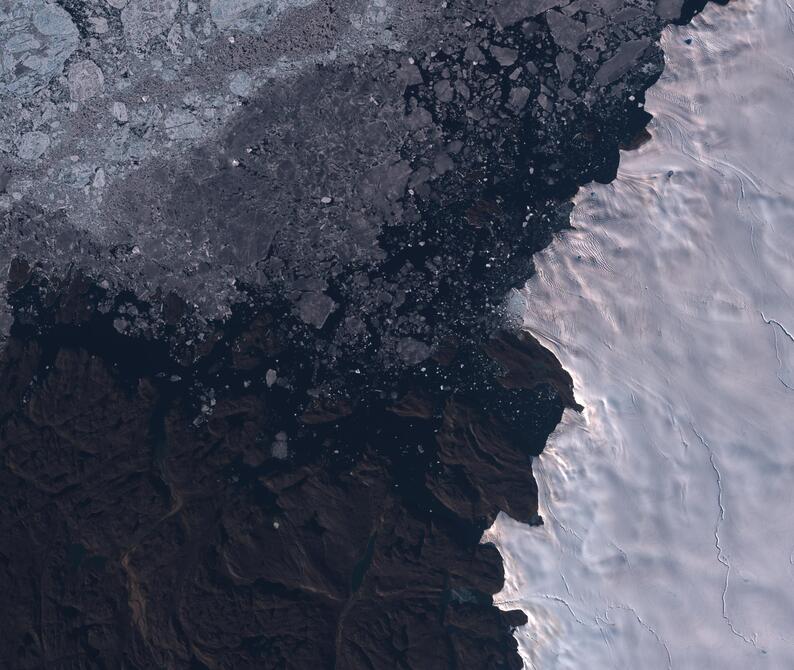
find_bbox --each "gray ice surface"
[0,0,78,96]
[0,0,679,354]
[209,0,317,32]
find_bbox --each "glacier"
[485,1,794,667]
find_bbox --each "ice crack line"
[691,426,758,649]
[497,594,588,628]
[606,603,672,670]
[539,594,587,626]
[760,312,794,391]
[536,466,586,545]
[761,311,794,343]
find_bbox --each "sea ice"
[0,0,77,97]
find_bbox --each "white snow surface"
[484,1,794,667]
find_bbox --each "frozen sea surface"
[485,0,794,667]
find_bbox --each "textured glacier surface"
[485,1,794,667]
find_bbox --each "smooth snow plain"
[484,1,794,667]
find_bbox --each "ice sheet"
[484,1,794,667]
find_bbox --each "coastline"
[0,1,742,667]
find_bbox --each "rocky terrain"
[0,279,578,668]
[0,0,722,668]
